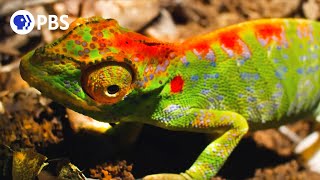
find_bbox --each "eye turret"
[81,62,133,105]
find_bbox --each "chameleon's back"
[178,19,320,128]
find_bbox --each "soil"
[1,0,320,179]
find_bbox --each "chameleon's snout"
[20,49,36,82]
[20,45,49,81]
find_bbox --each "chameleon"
[20,17,320,179]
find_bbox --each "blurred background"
[1,0,320,179]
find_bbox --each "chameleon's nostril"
[35,47,45,54]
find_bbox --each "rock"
[303,0,320,20]
[145,9,178,42]
[92,0,160,31]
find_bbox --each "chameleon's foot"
[66,108,143,148]
[142,173,192,180]
[66,108,113,134]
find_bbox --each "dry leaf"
[12,149,48,180]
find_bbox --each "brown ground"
[1,0,320,179]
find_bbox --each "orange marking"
[255,23,284,45]
[218,30,244,54]
[114,32,176,63]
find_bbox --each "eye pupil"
[107,85,120,94]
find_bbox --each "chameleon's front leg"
[66,109,143,148]
[143,109,249,180]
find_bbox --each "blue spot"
[201,89,210,95]
[312,54,318,59]
[191,75,199,81]
[246,86,254,93]
[216,95,224,101]
[204,73,219,79]
[282,66,288,72]
[297,68,303,74]
[210,61,216,67]
[275,71,282,79]
[213,84,218,89]
[282,54,289,59]
[208,97,215,102]
[272,103,279,109]
[205,50,215,61]
[238,59,245,65]
[240,72,260,80]
[273,58,279,63]
[149,74,154,80]
[247,96,257,102]
[272,91,283,99]
[258,38,267,46]
[224,48,234,58]
[240,72,247,80]
[254,74,260,80]
[257,104,264,110]
[238,93,243,98]
[276,83,282,89]
[299,55,307,61]
[181,56,190,67]
[144,77,148,82]
[164,104,181,113]
[243,52,251,60]
[276,46,281,50]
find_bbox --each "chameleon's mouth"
[20,49,37,86]
[20,49,49,91]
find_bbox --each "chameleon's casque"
[20,17,320,179]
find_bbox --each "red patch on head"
[218,30,243,54]
[170,76,184,93]
[114,32,174,63]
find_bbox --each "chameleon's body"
[20,17,320,179]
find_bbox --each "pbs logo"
[10,10,69,35]
[10,10,35,35]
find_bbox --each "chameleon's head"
[20,17,176,121]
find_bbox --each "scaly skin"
[20,17,320,179]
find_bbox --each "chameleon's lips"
[20,49,37,85]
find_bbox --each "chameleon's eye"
[81,62,134,105]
